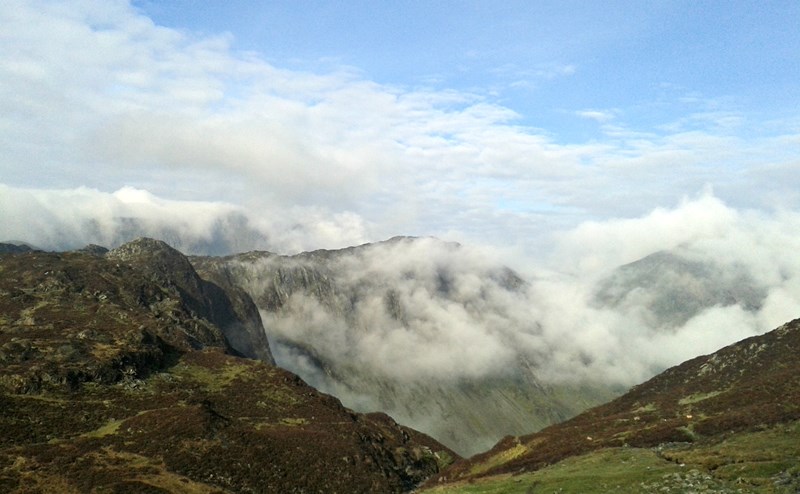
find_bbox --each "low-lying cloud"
[241,195,800,390]
[3,184,798,389]
[0,184,368,255]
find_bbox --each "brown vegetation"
[432,318,800,485]
[0,244,457,493]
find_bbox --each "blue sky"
[1,0,799,256]
[139,0,800,140]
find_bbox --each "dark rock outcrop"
[0,239,458,493]
[108,237,274,364]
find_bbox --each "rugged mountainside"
[0,239,457,493]
[424,318,800,493]
[594,250,767,328]
[108,238,275,365]
[191,237,617,456]
[0,243,38,255]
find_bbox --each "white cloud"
[246,194,800,389]
[2,0,799,257]
[577,109,616,122]
[0,184,370,254]
[0,0,797,290]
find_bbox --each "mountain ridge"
[0,238,458,493]
[190,236,616,456]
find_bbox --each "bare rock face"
[0,240,458,493]
[191,236,617,457]
[108,237,274,364]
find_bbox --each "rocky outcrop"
[192,236,617,456]
[0,240,458,493]
[0,242,38,254]
[109,238,274,364]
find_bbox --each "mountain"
[0,239,457,493]
[191,236,618,456]
[594,250,767,328]
[107,238,275,364]
[0,242,39,255]
[424,317,800,493]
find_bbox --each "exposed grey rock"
[191,236,616,456]
[109,238,274,364]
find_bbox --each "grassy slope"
[423,319,800,493]
[425,421,800,493]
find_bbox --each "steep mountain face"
[427,317,800,492]
[594,250,767,328]
[0,240,457,493]
[108,238,275,364]
[192,236,618,456]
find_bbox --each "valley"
[1,236,798,493]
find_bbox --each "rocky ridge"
[0,239,457,493]
[190,236,617,456]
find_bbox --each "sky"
[1,0,800,258]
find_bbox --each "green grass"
[632,402,658,413]
[81,418,124,438]
[169,359,251,392]
[427,448,688,493]
[426,421,800,494]
[678,389,726,405]
[663,421,800,487]
[468,442,529,477]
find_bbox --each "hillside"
[594,250,766,328]
[423,318,800,493]
[191,236,618,456]
[0,239,457,493]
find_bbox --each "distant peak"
[107,237,183,261]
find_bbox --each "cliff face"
[191,237,617,456]
[109,237,275,364]
[0,239,457,493]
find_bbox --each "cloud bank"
[2,2,799,392]
[239,194,800,391]
[0,184,368,255]
[2,1,800,255]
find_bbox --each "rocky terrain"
[0,239,457,493]
[423,317,800,493]
[191,237,617,456]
